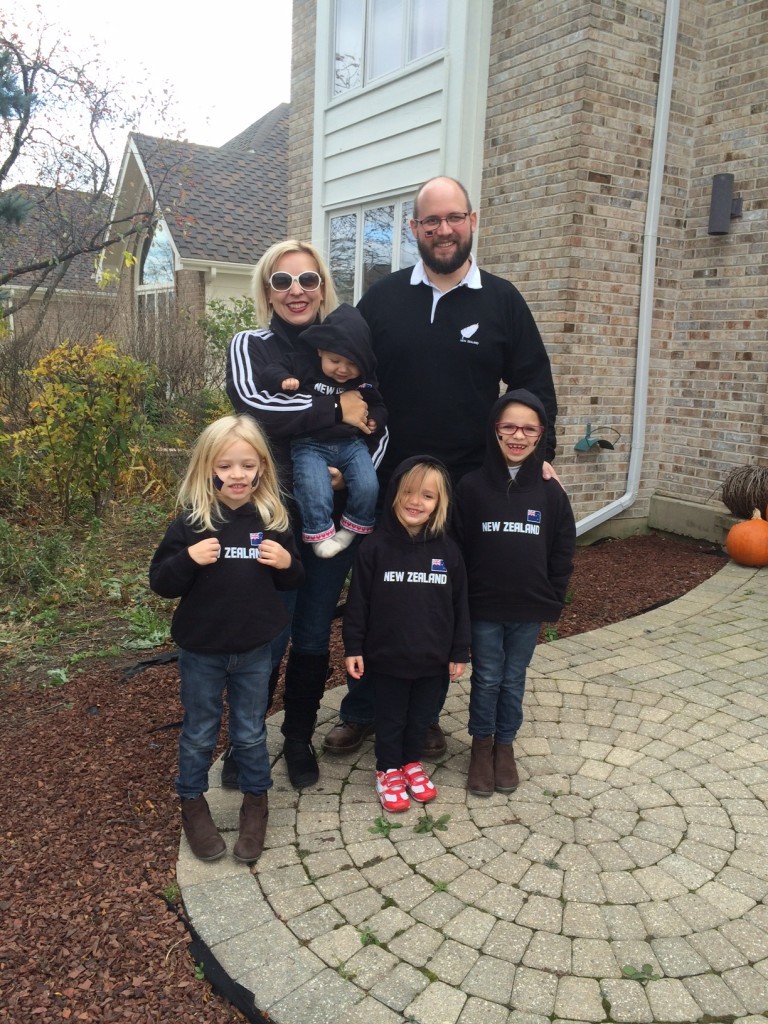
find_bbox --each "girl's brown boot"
[493,743,520,793]
[181,795,226,861]
[467,736,495,797]
[233,792,269,863]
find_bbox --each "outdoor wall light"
[708,173,743,235]
[574,424,621,452]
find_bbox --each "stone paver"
[177,563,768,1022]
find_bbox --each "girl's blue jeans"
[468,620,540,744]
[176,645,273,799]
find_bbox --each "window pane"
[399,200,419,269]
[141,226,175,286]
[410,0,446,59]
[369,0,404,81]
[363,205,394,293]
[334,0,364,94]
[329,213,358,303]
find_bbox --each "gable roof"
[0,184,114,294]
[130,104,288,266]
[222,102,289,155]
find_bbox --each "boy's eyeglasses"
[496,422,544,438]
[413,212,470,231]
[269,271,323,292]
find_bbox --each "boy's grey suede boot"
[467,736,494,797]
[181,795,226,861]
[233,792,269,863]
[494,742,520,793]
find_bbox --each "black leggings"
[370,671,444,771]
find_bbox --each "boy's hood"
[483,389,548,486]
[298,303,377,379]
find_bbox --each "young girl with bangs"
[343,457,470,812]
[150,414,304,863]
[453,390,575,797]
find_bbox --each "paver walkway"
[177,561,768,1024]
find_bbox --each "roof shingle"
[133,104,288,265]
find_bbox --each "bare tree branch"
[0,16,175,318]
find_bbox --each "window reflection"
[329,212,358,304]
[410,0,446,59]
[363,205,394,293]
[369,0,403,81]
[333,0,446,95]
[400,200,418,269]
[334,0,363,95]
[329,197,416,302]
[140,225,175,286]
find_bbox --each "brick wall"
[480,0,766,527]
[288,0,316,242]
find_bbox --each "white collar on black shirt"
[410,255,482,323]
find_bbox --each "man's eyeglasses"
[496,422,544,439]
[413,212,470,232]
[269,271,323,292]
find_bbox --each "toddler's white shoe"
[375,768,410,812]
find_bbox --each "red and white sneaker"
[402,761,437,803]
[375,769,410,812]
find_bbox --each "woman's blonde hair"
[252,240,339,327]
[178,415,289,533]
[393,460,452,538]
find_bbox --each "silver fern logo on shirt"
[459,323,479,345]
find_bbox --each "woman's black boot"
[281,650,331,789]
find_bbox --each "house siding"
[291,0,767,534]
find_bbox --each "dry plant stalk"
[721,465,768,520]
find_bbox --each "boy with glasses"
[453,389,575,797]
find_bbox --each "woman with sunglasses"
[226,241,373,789]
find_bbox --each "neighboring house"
[104,103,289,342]
[1,105,289,376]
[0,184,119,349]
[287,0,766,542]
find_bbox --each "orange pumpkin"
[725,508,768,567]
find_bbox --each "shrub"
[199,296,257,363]
[9,339,152,520]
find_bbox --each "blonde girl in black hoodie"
[150,415,304,863]
[343,457,470,813]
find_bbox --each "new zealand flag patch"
[250,532,264,546]
[431,558,447,572]
[527,510,542,524]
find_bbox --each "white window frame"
[328,196,419,304]
[331,0,447,97]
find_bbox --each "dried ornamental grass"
[721,465,768,520]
